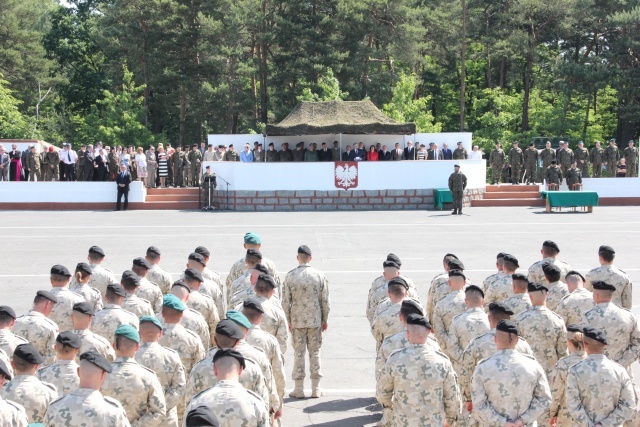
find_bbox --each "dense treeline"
[2,0,640,151]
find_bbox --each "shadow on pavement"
[298,414,381,427]
[302,397,379,413]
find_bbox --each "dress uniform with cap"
[584,245,632,309]
[226,232,282,299]
[0,305,29,358]
[13,291,59,365]
[92,284,140,342]
[36,331,81,396]
[44,350,130,427]
[48,265,85,332]
[71,301,116,363]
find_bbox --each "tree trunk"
[485,8,491,89]
[460,0,467,131]
[179,87,187,146]
[582,94,591,142]
[499,57,506,89]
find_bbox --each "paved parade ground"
[1,205,639,426]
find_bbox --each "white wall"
[203,160,486,191]
[0,181,146,203]
[539,177,640,197]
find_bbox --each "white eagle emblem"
[334,161,358,189]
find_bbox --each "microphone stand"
[216,175,231,210]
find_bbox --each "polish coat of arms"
[334,161,358,190]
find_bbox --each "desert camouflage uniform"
[122,292,154,318]
[147,264,173,295]
[229,272,253,306]
[371,302,404,351]
[186,290,219,338]
[72,329,115,362]
[49,287,85,332]
[523,146,539,183]
[585,265,632,309]
[1,375,57,423]
[202,267,223,290]
[445,307,490,372]
[247,325,286,404]
[87,264,119,297]
[566,354,636,426]
[484,273,513,308]
[508,146,524,183]
[0,349,12,379]
[554,287,594,326]
[70,283,104,313]
[489,147,505,184]
[433,290,467,356]
[12,311,58,365]
[581,302,640,369]
[546,281,570,313]
[623,145,638,177]
[159,322,205,375]
[375,330,441,380]
[136,278,163,313]
[185,348,268,405]
[503,293,533,317]
[545,164,563,185]
[590,146,604,177]
[575,146,590,177]
[92,303,139,342]
[102,356,167,427]
[539,147,556,181]
[45,388,130,427]
[227,257,281,300]
[367,275,418,325]
[527,257,571,285]
[282,263,330,381]
[236,340,279,413]
[36,359,79,396]
[199,278,225,322]
[377,343,461,427]
[460,330,535,402]
[245,295,288,355]
[0,395,27,426]
[157,308,210,350]
[0,329,28,358]
[183,381,269,427]
[514,306,567,375]
[426,273,467,325]
[482,271,506,293]
[135,342,186,427]
[471,349,551,426]
[603,144,620,177]
[548,350,586,426]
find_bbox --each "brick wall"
[211,188,484,211]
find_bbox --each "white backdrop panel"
[0,181,146,203]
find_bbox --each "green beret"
[139,315,163,331]
[226,310,251,329]
[114,325,140,343]
[163,294,186,312]
[244,232,262,245]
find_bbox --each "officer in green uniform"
[565,160,582,190]
[603,138,619,178]
[523,142,538,184]
[488,142,505,185]
[188,143,203,187]
[539,141,556,182]
[589,141,604,177]
[201,166,217,207]
[448,164,468,215]
[623,140,638,177]
[508,141,524,185]
[574,141,589,177]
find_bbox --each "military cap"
[244,232,262,245]
[454,164,460,168]
[388,277,409,290]
[406,313,432,329]
[192,143,198,147]
[609,138,616,142]
[400,299,424,315]
[194,246,210,258]
[186,406,219,427]
[163,294,187,311]
[50,264,71,277]
[296,142,304,148]
[583,326,608,345]
[465,284,484,298]
[565,270,585,282]
[268,142,274,147]
[80,350,112,372]
[114,324,140,343]
[171,280,191,293]
[205,166,211,170]
[56,331,82,349]
[511,273,528,282]
[121,270,140,287]
[502,253,519,268]
[542,240,560,252]
[457,141,463,145]
[188,253,206,266]
[253,264,269,274]
[527,282,548,293]
[383,260,400,269]
[496,252,505,259]
[213,348,246,369]
[36,290,58,303]
[551,160,557,164]
[184,268,204,283]
[578,141,584,145]
[542,262,561,275]
[591,281,616,292]
[88,246,105,257]
[566,324,583,333]
[448,269,466,279]
[488,302,514,315]
[132,257,151,270]
[598,245,615,255]
[448,258,465,270]
[0,306,16,319]
[243,297,265,314]
[146,246,161,256]
[14,343,44,365]
[298,245,312,256]
[444,253,459,260]
[386,253,402,266]
[513,141,519,144]
[139,315,163,330]
[246,248,263,259]
[496,320,519,335]
[106,284,126,297]
[75,262,92,275]
[257,274,277,289]
[529,142,534,146]
[0,360,11,380]
[215,319,244,340]
[226,310,251,329]
[72,302,94,315]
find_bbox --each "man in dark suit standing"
[403,141,416,160]
[318,142,332,161]
[379,145,391,161]
[391,143,403,161]
[116,164,131,211]
[442,143,453,160]
[342,145,352,161]
[428,144,443,160]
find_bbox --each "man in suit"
[403,141,416,160]
[442,143,453,160]
[116,164,131,211]
[428,144,443,160]
[318,142,332,161]
[391,143,403,161]
[379,145,391,161]
[342,145,352,161]
[0,145,9,181]
[84,144,96,181]
[355,142,366,161]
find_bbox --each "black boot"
[451,208,457,215]
[458,208,463,215]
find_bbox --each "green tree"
[0,75,32,139]
[383,73,442,132]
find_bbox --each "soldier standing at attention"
[508,141,524,184]
[171,146,185,187]
[590,140,604,177]
[12,291,59,365]
[544,160,563,188]
[71,302,116,363]
[0,358,27,426]
[145,246,173,295]
[432,270,468,358]
[26,145,41,181]
[282,245,330,399]
[523,142,539,184]
[36,331,81,396]
[266,142,278,162]
[603,138,619,177]
[555,270,594,326]
[539,141,556,182]
[574,141,590,177]
[43,147,60,181]
[527,240,572,289]
[448,164,467,215]
[92,284,139,343]
[371,277,411,352]
[84,245,119,298]
[502,274,532,316]
[471,320,551,426]
[377,314,461,427]
[565,161,582,190]
[557,141,574,175]
[541,262,569,313]
[227,232,281,301]
[623,139,638,177]
[44,351,130,427]
[453,141,468,159]
[584,245,632,309]
[488,142,505,185]
[48,265,85,332]
[70,262,104,313]
[188,143,202,187]
[566,327,637,426]
[484,254,519,307]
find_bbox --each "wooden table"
[541,191,598,212]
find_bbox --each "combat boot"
[289,380,305,399]
[311,379,323,398]
[451,208,457,215]
[458,208,462,215]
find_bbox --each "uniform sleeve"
[193,340,206,373]
[462,174,467,190]
[459,345,475,401]
[432,305,447,350]
[366,285,377,325]
[275,314,289,357]
[599,370,637,427]
[443,364,462,425]
[565,369,592,427]
[548,366,563,418]
[445,322,464,364]
[376,360,394,409]
[426,281,437,325]
[448,174,453,191]
[281,275,292,326]
[619,315,640,368]
[165,359,187,412]
[271,351,286,402]
[621,280,632,310]
[133,375,167,427]
[517,367,551,425]
[555,325,568,361]
[471,365,508,426]
[319,274,330,324]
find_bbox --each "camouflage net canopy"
[265,100,416,136]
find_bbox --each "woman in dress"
[367,145,379,161]
[135,147,147,182]
[417,144,428,160]
[157,146,168,187]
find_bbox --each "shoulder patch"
[184,329,200,340]
[139,364,157,376]
[103,395,124,408]
[161,345,180,356]
[42,380,58,393]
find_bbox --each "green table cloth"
[434,189,453,210]
[540,191,599,207]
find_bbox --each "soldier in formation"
[539,141,556,182]
[574,141,589,177]
[508,141,523,184]
[447,164,467,215]
[522,142,538,184]
[557,141,574,175]
[488,141,505,185]
[590,140,604,177]
[603,138,620,177]
[545,160,563,188]
[623,139,638,177]
[565,160,582,190]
